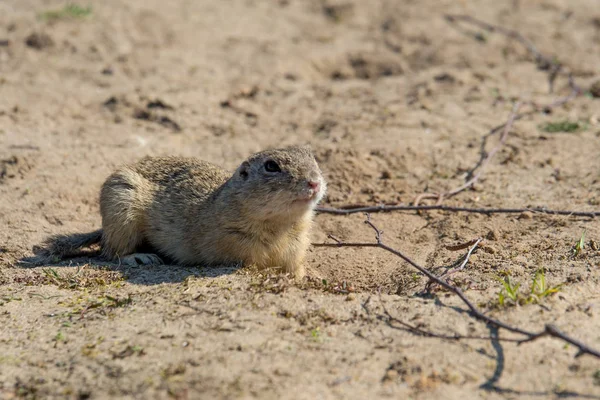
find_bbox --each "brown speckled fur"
[39,145,326,278]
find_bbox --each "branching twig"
[461,83,579,192]
[412,94,577,205]
[316,204,600,218]
[412,86,582,206]
[446,238,481,273]
[444,14,582,93]
[519,324,600,358]
[314,215,600,359]
[438,101,521,203]
[424,237,482,293]
[410,16,585,206]
[445,14,550,66]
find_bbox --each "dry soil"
[1,0,600,399]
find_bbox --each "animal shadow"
[18,251,241,286]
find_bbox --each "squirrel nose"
[308,180,320,191]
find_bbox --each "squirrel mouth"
[294,191,319,203]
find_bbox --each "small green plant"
[497,270,561,307]
[0,295,22,306]
[498,276,520,307]
[539,120,584,133]
[573,230,586,256]
[593,370,600,386]
[104,294,132,308]
[42,266,122,290]
[40,4,92,21]
[67,294,132,318]
[310,327,322,342]
[474,32,487,42]
[528,270,562,304]
[42,267,84,289]
[54,331,66,343]
[42,267,62,282]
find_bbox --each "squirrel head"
[231,145,327,222]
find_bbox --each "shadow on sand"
[18,253,241,286]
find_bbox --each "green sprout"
[40,4,92,21]
[573,230,586,256]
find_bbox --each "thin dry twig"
[448,102,521,197]
[424,237,483,293]
[316,204,600,218]
[411,16,585,206]
[519,324,600,358]
[314,214,600,359]
[446,15,548,64]
[445,238,481,251]
[444,14,582,93]
[412,95,571,206]
[463,85,579,186]
[415,101,521,206]
[445,238,481,273]
[412,88,581,206]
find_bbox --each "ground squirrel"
[38,145,326,278]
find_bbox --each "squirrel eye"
[264,160,281,173]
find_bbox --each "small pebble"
[384,369,398,380]
[486,230,498,241]
[518,211,533,220]
[25,32,53,50]
[482,245,496,254]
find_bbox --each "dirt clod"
[590,80,600,98]
[2,1,599,398]
[25,32,54,50]
[518,211,533,220]
[0,156,34,183]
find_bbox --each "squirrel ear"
[238,162,250,180]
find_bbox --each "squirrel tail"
[34,229,103,260]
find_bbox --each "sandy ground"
[1,0,600,398]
